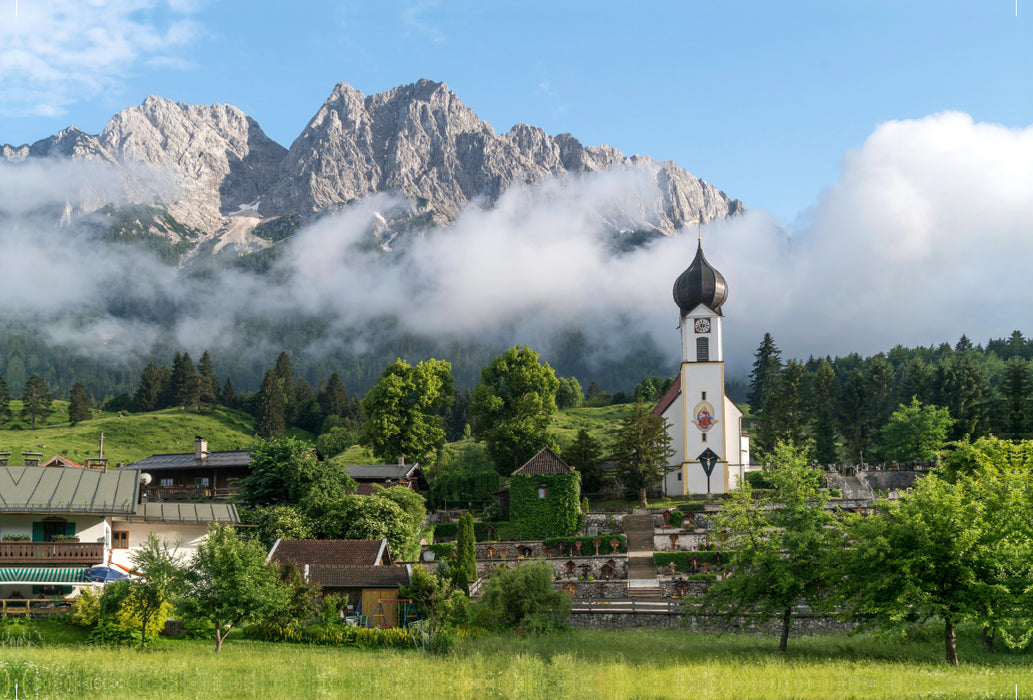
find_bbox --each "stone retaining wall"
[652,532,709,551]
[553,580,628,599]
[476,555,628,580]
[570,611,857,634]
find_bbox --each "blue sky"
[2,1,1029,226]
[2,1,1033,370]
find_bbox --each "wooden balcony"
[144,485,240,501]
[0,542,105,565]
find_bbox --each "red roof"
[652,375,681,417]
[267,539,390,567]
[512,447,574,476]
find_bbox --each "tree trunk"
[779,607,792,652]
[639,487,648,508]
[982,625,995,652]
[140,612,148,650]
[215,628,225,653]
[944,619,958,666]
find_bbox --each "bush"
[242,622,417,648]
[676,502,707,513]
[744,470,775,490]
[70,588,101,628]
[474,561,569,633]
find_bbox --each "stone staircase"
[623,514,661,597]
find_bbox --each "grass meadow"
[3,626,1032,699]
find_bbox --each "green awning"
[0,568,88,584]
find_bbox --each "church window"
[701,433,707,443]
[701,391,707,400]
[696,337,709,362]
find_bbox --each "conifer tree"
[613,398,674,506]
[255,370,286,439]
[68,382,91,424]
[221,377,236,408]
[196,351,219,412]
[562,428,605,495]
[747,333,782,411]
[0,374,10,427]
[134,362,169,412]
[170,352,199,409]
[318,372,349,419]
[456,513,477,582]
[21,374,53,429]
[810,359,839,464]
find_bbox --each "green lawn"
[550,404,633,452]
[2,626,1031,699]
[0,403,269,465]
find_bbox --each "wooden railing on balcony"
[0,542,105,564]
[0,599,73,617]
[144,485,241,501]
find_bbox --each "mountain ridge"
[1,78,744,261]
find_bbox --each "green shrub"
[434,523,459,540]
[676,502,707,513]
[456,514,477,582]
[474,561,570,633]
[179,617,216,640]
[242,622,417,648]
[70,588,101,628]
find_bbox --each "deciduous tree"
[361,358,454,464]
[472,345,559,475]
[181,524,288,652]
[706,442,836,652]
[878,398,953,463]
[129,532,183,650]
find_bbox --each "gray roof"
[115,502,240,524]
[0,466,139,514]
[121,450,252,472]
[344,464,420,480]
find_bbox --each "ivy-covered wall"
[510,472,582,539]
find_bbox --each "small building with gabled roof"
[265,538,411,625]
[509,447,581,539]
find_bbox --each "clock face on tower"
[694,317,711,334]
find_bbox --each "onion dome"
[673,241,728,316]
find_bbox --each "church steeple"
[673,241,728,316]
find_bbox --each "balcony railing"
[0,542,105,564]
[144,485,241,501]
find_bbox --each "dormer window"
[538,486,548,499]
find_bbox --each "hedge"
[424,543,456,561]
[242,623,418,648]
[653,551,729,572]
[434,521,522,543]
[676,503,707,513]
[542,535,626,555]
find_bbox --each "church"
[652,240,751,496]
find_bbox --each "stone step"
[628,587,662,597]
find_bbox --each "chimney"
[398,454,405,466]
[195,436,208,460]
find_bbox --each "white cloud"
[1,111,1031,380]
[0,0,201,117]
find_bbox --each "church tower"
[655,239,747,496]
